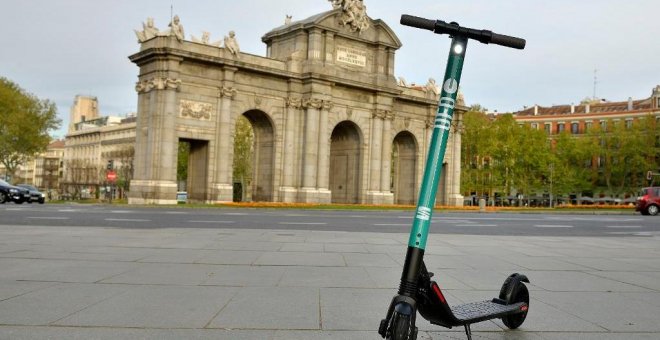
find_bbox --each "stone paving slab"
[0,224,659,339]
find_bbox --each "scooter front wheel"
[387,311,417,340]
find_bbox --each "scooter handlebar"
[400,14,526,50]
[400,14,436,31]
[489,32,526,50]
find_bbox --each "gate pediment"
[263,9,402,50]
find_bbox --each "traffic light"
[107,160,114,170]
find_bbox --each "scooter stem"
[399,35,467,297]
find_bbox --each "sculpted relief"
[330,0,370,33]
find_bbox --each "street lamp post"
[549,164,554,208]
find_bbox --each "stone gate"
[128,3,465,206]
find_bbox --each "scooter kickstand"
[464,324,472,340]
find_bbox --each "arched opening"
[177,138,209,203]
[330,121,362,204]
[232,110,274,202]
[391,131,418,205]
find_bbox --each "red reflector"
[431,283,447,304]
[521,305,528,312]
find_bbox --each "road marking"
[105,218,150,222]
[374,223,409,226]
[456,224,498,227]
[606,226,642,229]
[27,217,69,220]
[6,208,26,211]
[110,210,133,214]
[166,211,188,214]
[224,213,249,216]
[58,209,80,212]
[535,225,574,228]
[189,220,235,224]
[278,222,327,225]
[607,231,655,236]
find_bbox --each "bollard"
[479,198,486,212]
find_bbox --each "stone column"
[316,100,333,203]
[380,111,395,204]
[211,79,237,202]
[366,110,383,204]
[299,97,321,202]
[447,111,465,206]
[307,28,323,61]
[128,71,182,205]
[279,96,302,202]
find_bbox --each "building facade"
[63,117,136,199]
[127,4,465,206]
[513,86,660,135]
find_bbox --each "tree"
[232,115,254,201]
[460,110,495,202]
[0,78,61,181]
[177,141,190,187]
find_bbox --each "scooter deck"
[418,280,528,329]
[450,299,525,325]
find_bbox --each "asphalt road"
[0,203,657,237]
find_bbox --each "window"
[571,122,579,134]
[531,123,538,130]
[585,121,592,133]
[556,123,565,134]
[544,123,551,134]
[625,119,633,129]
[600,120,607,132]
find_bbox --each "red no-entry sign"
[106,170,117,182]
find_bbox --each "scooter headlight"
[9,188,18,193]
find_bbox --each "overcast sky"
[1,0,659,139]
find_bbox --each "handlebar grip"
[400,14,436,31]
[490,32,526,50]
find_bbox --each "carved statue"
[191,31,222,47]
[397,77,409,87]
[285,15,292,25]
[335,0,370,33]
[329,0,343,9]
[134,17,160,43]
[224,31,240,57]
[425,78,440,96]
[457,88,466,106]
[168,15,185,42]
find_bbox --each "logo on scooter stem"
[434,78,458,131]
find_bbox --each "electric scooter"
[379,15,528,340]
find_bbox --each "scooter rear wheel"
[501,283,529,329]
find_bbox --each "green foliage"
[461,111,552,203]
[177,141,190,182]
[460,108,660,202]
[0,77,61,179]
[232,115,254,199]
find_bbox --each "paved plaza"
[1,223,659,339]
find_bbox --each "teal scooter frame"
[379,15,528,340]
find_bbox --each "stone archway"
[240,110,275,202]
[330,121,362,204]
[127,6,465,206]
[392,131,417,205]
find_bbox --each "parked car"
[636,187,660,216]
[0,179,30,204]
[16,184,46,204]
